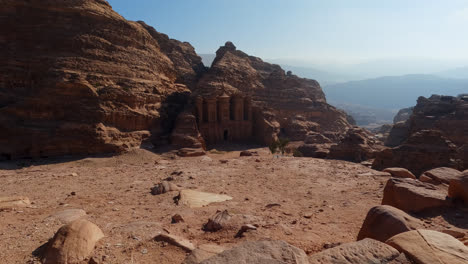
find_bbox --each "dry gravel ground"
[0,147,460,263]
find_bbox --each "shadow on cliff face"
[149,91,191,146]
[206,142,263,152]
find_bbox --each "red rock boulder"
[382,178,449,213]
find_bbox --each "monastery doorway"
[224,130,229,141]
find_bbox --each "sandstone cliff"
[0,0,205,159]
[375,95,468,174]
[195,42,352,144]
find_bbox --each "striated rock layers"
[1,0,354,159]
[0,0,205,159]
[193,42,352,145]
[376,95,468,174]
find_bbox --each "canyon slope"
[195,42,353,144]
[0,0,353,159]
[374,95,468,175]
[0,0,204,159]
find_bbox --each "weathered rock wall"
[0,0,204,159]
[195,42,352,144]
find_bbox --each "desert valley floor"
[1,147,465,264]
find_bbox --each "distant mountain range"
[436,66,468,79]
[323,74,468,110]
[200,54,467,123]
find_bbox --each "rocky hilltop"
[196,42,352,142]
[374,95,468,175]
[0,0,205,159]
[0,0,354,159]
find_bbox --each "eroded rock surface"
[357,205,423,242]
[200,240,308,264]
[382,95,468,171]
[448,170,468,205]
[0,0,205,159]
[382,178,449,213]
[386,229,468,264]
[309,238,410,264]
[420,167,462,185]
[42,219,104,264]
[195,41,352,145]
[373,130,460,176]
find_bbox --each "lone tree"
[269,140,278,155]
[269,138,290,157]
[277,138,290,155]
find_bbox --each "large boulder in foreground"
[382,178,449,213]
[42,219,104,264]
[386,230,468,264]
[373,130,459,176]
[420,167,462,185]
[308,238,410,264]
[357,205,423,242]
[200,240,308,264]
[448,170,468,205]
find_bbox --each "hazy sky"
[107,0,468,65]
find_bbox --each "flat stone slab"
[184,244,227,264]
[154,233,195,252]
[420,167,462,185]
[178,190,232,208]
[52,209,87,223]
[0,196,31,211]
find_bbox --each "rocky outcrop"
[385,121,410,147]
[373,130,460,176]
[327,127,384,162]
[384,95,468,166]
[393,107,414,124]
[195,42,352,145]
[0,0,205,159]
[448,170,468,205]
[170,111,205,149]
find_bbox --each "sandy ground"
[0,147,464,263]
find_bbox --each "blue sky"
[107,0,468,66]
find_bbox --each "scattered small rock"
[172,214,184,224]
[203,210,232,232]
[151,181,180,195]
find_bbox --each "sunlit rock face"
[0,0,205,159]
